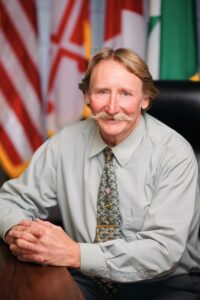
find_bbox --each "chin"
[98,119,124,128]
[98,120,127,136]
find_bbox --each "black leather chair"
[149,80,200,177]
[149,81,200,298]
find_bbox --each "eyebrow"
[91,87,109,92]
[92,86,135,92]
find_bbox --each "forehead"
[92,59,128,76]
[90,59,142,89]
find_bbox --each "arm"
[0,134,80,267]
[80,146,200,282]
[0,136,59,239]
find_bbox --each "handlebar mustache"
[91,112,133,121]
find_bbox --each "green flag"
[147,0,161,79]
[160,0,198,79]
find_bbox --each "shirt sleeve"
[80,143,200,283]
[0,136,59,239]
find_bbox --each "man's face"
[88,59,149,146]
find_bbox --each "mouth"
[99,119,123,127]
[103,118,120,122]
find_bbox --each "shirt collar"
[89,125,107,158]
[89,115,146,167]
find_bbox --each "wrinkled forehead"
[89,59,143,91]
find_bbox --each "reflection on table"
[0,240,84,300]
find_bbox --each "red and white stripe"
[46,0,90,133]
[104,0,147,59]
[0,0,43,178]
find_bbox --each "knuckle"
[42,257,48,264]
[15,239,21,247]
[56,225,62,232]
[20,232,26,240]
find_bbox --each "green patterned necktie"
[94,147,122,295]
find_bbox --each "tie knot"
[104,147,113,163]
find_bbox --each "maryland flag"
[46,0,91,134]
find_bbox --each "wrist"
[73,243,81,268]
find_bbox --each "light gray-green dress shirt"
[0,113,200,282]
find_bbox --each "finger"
[19,219,33,226]
[35,219,56,229]
[5,233,15,245]
[10,243,35,256]
[16,256,31,263]
[7,226,27,243]
[19,219,44,229]
[13,238,41,252]
[33,220,58,235]
[9,224,29,233]
[9,225,43,239]
[8,224,38,237]
[17,253,45,264]
[8,230,38,243]
[19,220,44,234]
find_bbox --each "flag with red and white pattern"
[104,0,146,59]
[0,0,44,178]
[46,0,90,134]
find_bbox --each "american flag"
[46,0,90,134]
[0,0,44,178]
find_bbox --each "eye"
[90,89,109,99]
[120,90,130,96]
[97,89,109,95]
[93,89,110,100]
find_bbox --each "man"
[0,48,200,299]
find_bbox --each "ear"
[85,93,90,105]
[141,96,150,110]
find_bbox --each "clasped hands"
[5,219,80,268]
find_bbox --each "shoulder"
[144,113,196,163]
[56,119,97,149]
[30,119,96,159]
[58,118,95,139]
[144,113,193,150]
[45,119,97,156]
[142,114,199,185]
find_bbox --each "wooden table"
[0,240,85,300]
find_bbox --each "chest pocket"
[122,207,146,241]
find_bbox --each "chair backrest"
[148,80,200,156]
[148,80,200,185]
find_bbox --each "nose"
[106,93,120,114]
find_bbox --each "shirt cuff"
[79,243,107,277]
[0,213,31,241]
